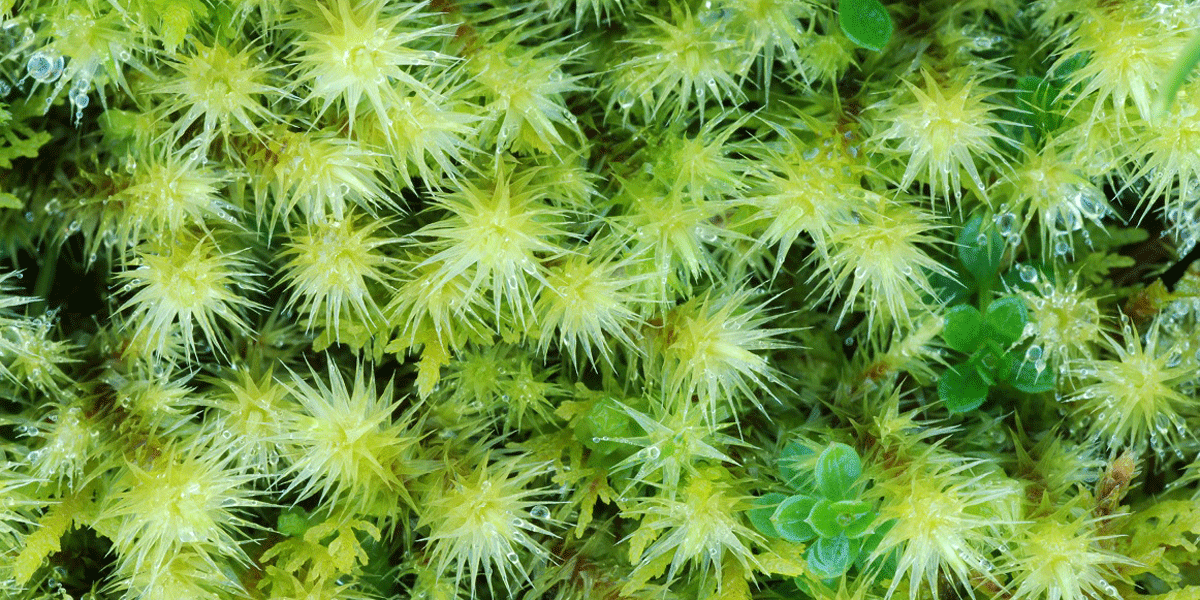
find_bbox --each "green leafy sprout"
[749,441,896,587]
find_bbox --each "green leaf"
[778,441,816,491]
[807,499,876,539]
[772,495,818,543]
[957,216,1004,286]
[277,507,314,537]
[930,269,972,305]
[994,350,1018,382]
[749,493,788,538]
[942,304,984,354]
[0,100,52,170]
[575,397,636,457]
[938,363,989,413]
[806,498,841,538]
[838,0,893,52]
[0,192,21,210]
[814,443,861,501]
[1015,76,1064,138]
[984,296,1029,346]
[806,535,854,579]
[831,500,876,538]
[1009,358,1055,394]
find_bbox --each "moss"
[1,1,1199,599]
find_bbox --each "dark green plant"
[934,215,1055,412]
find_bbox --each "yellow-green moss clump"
[1,1,1199,599]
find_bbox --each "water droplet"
[27,50,64,83]
[1054,238,1072,257]
[506,551,520,563]
[645,446,660,459]
[615,89,635,110]
[70,89,89,109]
[1017,264,1038,283]
[995,212,1017,235]
[531,505,550,519]
[693,225,718,243]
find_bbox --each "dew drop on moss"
[27,50,64,83]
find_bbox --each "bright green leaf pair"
[938,295,1055,412]
[943,296,1027,353]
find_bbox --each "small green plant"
[933,215,1055,412]
[748,441,890,583]
[939,295,1054,412]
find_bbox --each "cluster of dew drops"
[1,19,92,125]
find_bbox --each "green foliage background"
[1,0,1199,599]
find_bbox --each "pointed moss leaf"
[772,495,818,543]
[839,0,893,52]
[749,493,788,538]
[1011,359,1056,393]
[806,535,854,579]
[985,296,1029,346]
[858,518,887,557]
[815,442,861,501]
[958,215,1004,286]
[857,519,899,576]
[938,363,989,413]
[806,498,841,538]
[1156,31,1200,117]
[778,441,816,491]
[942,304,984,354]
